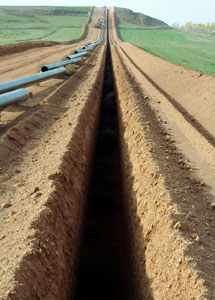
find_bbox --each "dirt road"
[1,6,215,300]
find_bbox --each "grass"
[0,28,82,44]
[45,28,82,42]
[118,22,215,75]
[0,6,90,44]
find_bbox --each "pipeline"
[75,48,91,54]
[41,57,82,72]
[0,88,30,107]
[0,8,106,107]
[0,67,67,94]
[66,51,88,60]
[74,25,105,54]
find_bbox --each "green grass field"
[0,6,90,45]
[118,23,215,75]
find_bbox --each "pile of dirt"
[0,43,106,299]
[0,41,58,57]
[110,7,215,299]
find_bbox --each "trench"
[73,43,130,300]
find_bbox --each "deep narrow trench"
[73,43,130,300]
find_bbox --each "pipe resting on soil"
[1,9,214,300]
[0,42,107,300]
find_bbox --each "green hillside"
[0,6,91,45]
[0,6,90,17]
[118,26,215,75]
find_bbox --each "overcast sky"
[2,0,215,26]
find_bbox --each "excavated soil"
[1,6,215,300]
[0,8,102,81]
[0,41,58,57]
[0,7,103,146]
[109,7,215,300]
[73,42,129,300]
[0,37,106,299]
[110,8,215,195]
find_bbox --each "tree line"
[172,22,215,32]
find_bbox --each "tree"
[184,21,193,31]
[172,22,180,30]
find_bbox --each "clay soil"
[109,7,215,300]
[1,6,215,300]
[0,7,106,300]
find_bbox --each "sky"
[1,0,215,26]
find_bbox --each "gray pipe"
[83,43,97,49]
[74,32,104,54]
[82,46,92,50]
[0,89,30,107]
[75,48,93,54]
[41,57,82,72]
[0,67,67,94]
[66,51,88,60]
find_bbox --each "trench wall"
[0,44,107,300]
[111,45,210,300]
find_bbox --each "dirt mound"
[0,44,106,299]
[0,7,105,299]
[0,41,58,57]
[2,6,215,300]
[110,7,215,300]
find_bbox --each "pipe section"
[74,27,104,54]
[66,51,88,60]
[0,9,106,107]
[0,67,67,94]
[75,48,92,54]
[41,57,82,72]
[0,89,30,107]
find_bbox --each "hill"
[115,7,169,28]
[0,6,91,45]
[0,6,90,17]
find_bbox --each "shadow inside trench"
[72,43,154,300]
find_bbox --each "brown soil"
[0,7,102,138]
[74,44,130,300]
[0,44,106,300]
[0,10,101,83]
[1,6,215,300]
[109,7,215,300]
[0,41,58,57]
[0,8,106,300]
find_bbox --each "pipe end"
[41,66,48,72]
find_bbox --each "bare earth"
[109,7,215,300]
[1,6,215,300]
[0,7,106,300]
[0,7,102,131]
